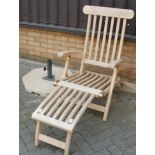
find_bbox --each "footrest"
[32,86,94,132]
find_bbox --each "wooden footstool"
[32,86,94,155]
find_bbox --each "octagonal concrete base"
[22,67,76,97]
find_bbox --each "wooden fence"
[19,0,136,38]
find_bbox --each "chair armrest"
[58,51,82,79]
[109,59,122,68]
[57,51,82,58]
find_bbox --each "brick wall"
[19,27,136,83]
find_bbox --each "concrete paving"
[19,58,136,155]
[22,63,77,97]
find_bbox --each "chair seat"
[64,71,112,96]
[32,85,94,132]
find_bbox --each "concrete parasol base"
[22,67,76,97]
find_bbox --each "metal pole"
[47,60,52,78]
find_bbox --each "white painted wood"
[83,5,134,19]
[39,134,66,149]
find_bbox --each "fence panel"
[19,0,136,37]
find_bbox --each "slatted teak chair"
[32,5,134,155]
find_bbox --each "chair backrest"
[80,5,134,72]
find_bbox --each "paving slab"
[22,61,77,97]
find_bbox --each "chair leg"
[35,121,42,146]
[103,68,118,121]
[103,94,112,121]
[64,131,72,155]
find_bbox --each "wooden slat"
[98,78,111,90]
[39,134,65,149]
[87,75,106,88]
[87,103,105,112]
[66,71,86,82]
[92,76,109,89]
[82,74,100,86]
[65,93,89,122]
[72,94,94,126]
[80,14,91,73]
[103,86,110,96]
[111,18,120,62]
[70,72,91,83]
[46,88,73,116]
[105,17,114,63]
[88,15,97,59]
[94,16,103,60]
[117,19,127,59]
[100,16,109,61]
[84,59,120,69]
[52,90,78,119]
[41,87,67,115]
[32,113,73,131]
[76,72,95,85]
[63,72,81,81]
[34,86,61,113]
[59,91,83,121]
[57,81,103,96]
[83,5,134,19]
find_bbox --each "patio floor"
[19,58,136,155]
